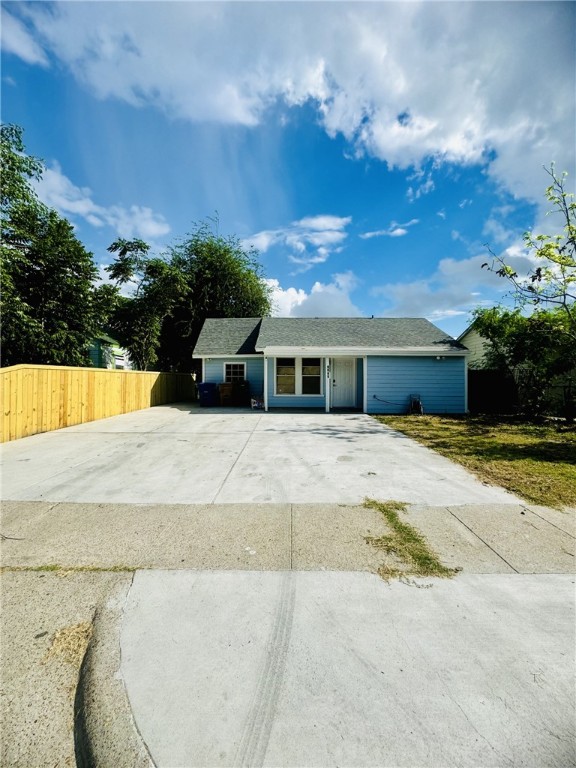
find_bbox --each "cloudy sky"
[2,1,574,336]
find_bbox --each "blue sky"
[2,1,574,337]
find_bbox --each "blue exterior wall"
[202,357,264,396]
[265,357,327,409]
[201,354,465,413]
[366,356,466,414]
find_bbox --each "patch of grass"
[43,621,93,667]
[374,415,576,509]
[364,498,455,579]
[0,564,136,573]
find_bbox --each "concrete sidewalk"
[1,500,574,574]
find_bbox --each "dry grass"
[364,498,455,580]
[0,564,135,573]
[374,415,576,509]
[43,621,93,668]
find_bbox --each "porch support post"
[263,356,269,412]
[325,357,330,413]
[363,356,368,413]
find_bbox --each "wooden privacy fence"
[0,364,196,442]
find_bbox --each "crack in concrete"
[446,506,519,573]
[525,505,576,540]
[210,414,263,504]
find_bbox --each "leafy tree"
[482,165,575,343]
[1,124,115,367]
[1,124,43,217]
[106,238,187,370]
[477,167,576,417]
[106,221,272,372]
[472,306,575,416]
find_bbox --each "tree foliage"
[106,221,272,371]
[106,238,188,370]
[1,124,116,367]
[477,167,576,417]
[472,306,575,416]
[482,165,575,342]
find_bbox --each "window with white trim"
[224,362,246,382]
[275,357,322,396]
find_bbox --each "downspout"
[264,356,269,412]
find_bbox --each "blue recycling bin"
[198,382,219,407]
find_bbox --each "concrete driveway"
[1,403,519,505]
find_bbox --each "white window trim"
[274,357,324,397]
[223,361,246,382]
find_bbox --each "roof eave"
[256,346,468,356]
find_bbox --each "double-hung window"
[224,362,246,382]
[276,358,296,394]
[275,357,322,396]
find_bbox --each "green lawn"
[373,415,576,509]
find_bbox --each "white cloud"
[1,7,48,66]
[8,2,573,208]
[34,163,170,240]
[243,214,351,271]
[360,219,419,239]
[267,271,362,317]
[371,246,535,320]
[482,216,517,246]
[407,171,435,202]
[265,278,308,316]
[296,215,351,231]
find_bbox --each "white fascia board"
[193,353,263,359]
[256,346,468,357]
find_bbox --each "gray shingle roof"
[193,318,262,355]
[193,317,466,356]
[257,317,465,350]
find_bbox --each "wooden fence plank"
[0,365,194,442]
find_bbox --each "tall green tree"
[106,221,272,371]
[106,238,187,370]
[158,221,272,371]
[1,124,115,367]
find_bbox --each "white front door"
[332,357,356,408]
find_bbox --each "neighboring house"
[193,317,468,414]
[88,333,132,370]
[456,323,516,413]
[457,322,491,369]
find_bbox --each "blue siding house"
[193,317,468,414]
